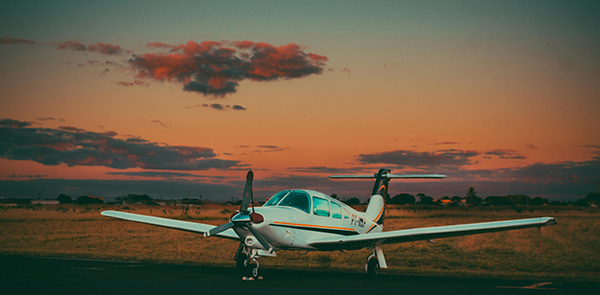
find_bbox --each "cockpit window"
[263,190,290,207]
[331,202,342,219]
[277,190,310,213]
[312,196,330,217]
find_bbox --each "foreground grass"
[1,204,598,281]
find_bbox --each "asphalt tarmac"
[1,254,597,295]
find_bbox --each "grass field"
[1,204,599,281]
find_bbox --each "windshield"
[277,190,310,213]
[263,190,290,207]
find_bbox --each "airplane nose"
[250,212,264,224]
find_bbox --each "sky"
[1,0,599,202]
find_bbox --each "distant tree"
[506,194,531,205]
[451,196,463,204]
[330,194,339,200]
[57,194,72,204]
[574,198,589,207]
[1,198,31,205]
[390,193,415,205]
[465,187,482,205]
[549,200,566,206]
[417,193,434,205]
[585,193,600,204]
[76,195,103,204]
[344,197,361,206]
[122,194,152,204]
[484,196,511,206]
[530,197,548,206]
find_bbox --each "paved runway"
[1,255,596,295]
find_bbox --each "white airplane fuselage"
[233,189,383,252]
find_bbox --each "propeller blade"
[205,222,235,237]
[239,170,253,213]
[247,225,273,253]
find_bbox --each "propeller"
[204,171,273,253]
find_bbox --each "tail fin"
[329,169,446,226]
[367,168,391,225]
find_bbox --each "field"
[1,204,599,281]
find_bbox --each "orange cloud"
[130,40,328,96]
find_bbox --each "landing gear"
[366,254,380,275]
[365,246,386,276]
[234,244,261,280]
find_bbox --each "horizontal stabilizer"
[329,174,446,179]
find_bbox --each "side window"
[278,190,310,213]
[312,197,330,217]
[343,208,349,219]
[331,202,342,219]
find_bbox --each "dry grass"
[1,204,598,281]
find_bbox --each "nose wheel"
[235,245,262,280]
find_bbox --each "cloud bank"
[0,118,240,170]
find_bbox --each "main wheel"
[367,257,380,276]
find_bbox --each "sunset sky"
[1,1,599,201]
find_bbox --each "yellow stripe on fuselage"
[272,221,357,232]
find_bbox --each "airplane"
[101,168,557,279]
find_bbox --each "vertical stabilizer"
[367,169,391,225]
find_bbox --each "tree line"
[2,189,599,207]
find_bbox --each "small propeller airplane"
[101,169,557,279]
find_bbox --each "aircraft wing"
[308,217,557,251]
[101,210,240,240]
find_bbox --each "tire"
[367,257,380,276]
[245,260,259,278]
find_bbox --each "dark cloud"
[288,166,368,174]
[357,149,479,168]
[0,38,37,44]
[254,145,291,153]
[434,141,459,145]
[207,103,225,110]
[150,120,168,128]
[0,118,241,171]
[130,40,328,96]
[116,80,148,87]
[6,174,48,179]
[526,144,539,149]
[35,117,65,122]
[57,41,128,55]
[106,171,226,179]
[0,118,32,128]
[185,103,248,111]
[483,149,526,159]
